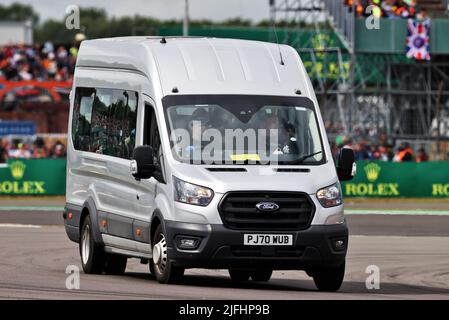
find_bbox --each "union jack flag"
[406,19,431,61]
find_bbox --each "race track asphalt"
[0,208,448,300]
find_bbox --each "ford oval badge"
[256,202,280,212]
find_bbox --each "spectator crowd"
[0,137,66,163]
[331,134,429,163]
[0,42,77,82]
[344,0,426,19]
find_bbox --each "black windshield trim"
[162,94,316,112]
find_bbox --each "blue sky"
[3,0,271,22]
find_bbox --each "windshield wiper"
[182,151,323,165]
[282,151,323,165]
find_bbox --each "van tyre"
[80,215,106,274]
[312,262,345,292]
[104,253,127,275]
[229,269,251,281]
[151,225,184,284]
[251,269,272,282]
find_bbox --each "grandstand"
[420,0,448,17]
[267,0,449,160]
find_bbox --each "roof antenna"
[272,20,284,66]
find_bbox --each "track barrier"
[0,159,448,197]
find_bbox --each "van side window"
[91,88,113,155]
[72,87,138,159]
[144,103,162,170]
[121,91,138,159]
[72,88,95,152]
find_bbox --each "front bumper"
[164,221,348,270]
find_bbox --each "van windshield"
[162,95,324,165]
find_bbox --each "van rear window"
[72,87,138,159]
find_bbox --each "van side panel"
[66,68,157,248]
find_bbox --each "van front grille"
[218,192,314,230]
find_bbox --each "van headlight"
[173,176,214,206]
[316,182,342,208]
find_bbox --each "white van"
[64,37,355,291]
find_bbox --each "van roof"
[76,37,310,97]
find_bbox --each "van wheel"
[104,254,127,275]
[80,215,106,274]
[151,225,184,284]
[312,262,345,292]
[251,269,273,282]
[229,269,251,281]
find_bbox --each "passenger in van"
[279,121,299,155]
[185,108,210,153]
[124,128,136,159]
[263,112,299,155]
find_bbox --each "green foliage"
[0,2,39,24]
[0,1,328,44]
[35,19,75,44]
[35,7,109,43]
[29,4,325,44]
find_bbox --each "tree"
[0,2,39,24]
[32,4,324,44]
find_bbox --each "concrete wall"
[0,21,33,46]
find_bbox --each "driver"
[185,107,210,153]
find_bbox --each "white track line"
[345,209,449,216]
[0,206,63,211]
[0,224,42,228]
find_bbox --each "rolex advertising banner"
[0,159,448,197]
[0,159,66,195]
[343,161,449,198]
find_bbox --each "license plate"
[244,234,293,246]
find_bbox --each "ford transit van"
[63,37,355,291]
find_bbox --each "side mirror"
[131,145,155,180]
[337,147,356,181]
